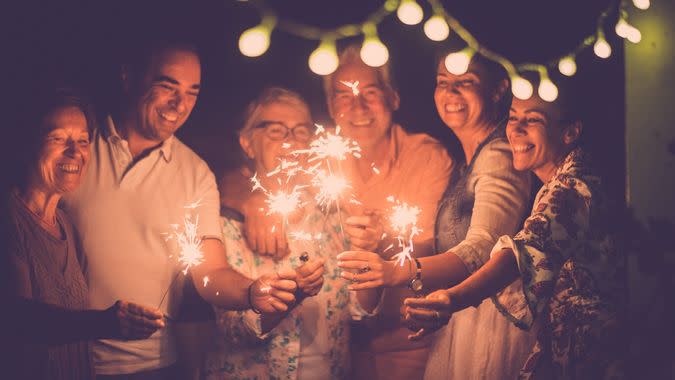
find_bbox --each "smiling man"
[62,40,298,380]
[325,45,453,380]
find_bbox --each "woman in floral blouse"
[404,82,625,379]
[203,87,378,380]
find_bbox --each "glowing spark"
[312,170,350,209]
[293,124,361,162]
[387,197,422,266]
[289,231,313,241]
[203,276,210,287]
[165,213,204,275]
[340,80,360,96]
[267,188,303,218]
[184,198,203,210]
[371,162,380,174]
[282,143,292,149]
[216,291,220,296]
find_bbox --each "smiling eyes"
[156,83,199,97]
[508,115,546,126]
[46,133,90,147]
[436,78,477,88]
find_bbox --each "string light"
[444,47,475,75]
[537,68,558,102]
[424,15,450,41]
[397,0,424,25]
[558,56,577,76]
[309,39,339,75]
[615,18,631,38]
[632,0,650,10]
[593,30,612,59]
[238,22,274,57]
[626,27,642,43]
[511,75,533,100]
[360,23,389,67]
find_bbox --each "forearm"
[5,297,112,344]
[193,267,253,310]
[450,248,520,310]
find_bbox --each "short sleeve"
[450,139,531,273]
[490,181,591,329]
[193,161,224,242]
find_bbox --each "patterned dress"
[203,205,375,380]
[490,148,625,379]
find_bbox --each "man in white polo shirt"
[63,40,298,379]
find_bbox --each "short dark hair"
[10,87,95,189]
[121,37,201,82]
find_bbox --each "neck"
[454,122,496,163]
[354,130,392,181]
[17,186,61,226]
[113,111,164,159]
[534,150,569,182]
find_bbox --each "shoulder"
[473,137,520,174]
[394,125,453,167]
[171,137,216,181]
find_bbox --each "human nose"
[64,138,83,158]
[169,91,187,113]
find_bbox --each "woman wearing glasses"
[203,87,377,380]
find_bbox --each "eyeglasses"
[254,121,314,142]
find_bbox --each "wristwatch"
[408,258,423,293]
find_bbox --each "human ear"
[239,134,255,159]
[492,78,509,104]
[562,120,582,146]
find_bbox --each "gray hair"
[239,87,311,139]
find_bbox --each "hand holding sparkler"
[105,300,165,340]
[403,289,456,341]
[294,256,326,298]
[344,209,384,252]
[248,270,298,313]
[241,190,289,258]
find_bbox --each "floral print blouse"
[490,148,625,379]
[203,205,376,380]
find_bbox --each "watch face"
[410,279,423,292]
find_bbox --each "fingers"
[347,280,383,291]
[408,328,433,341]
[296,258,325,277]
[299,266,324,284]
[344,224,378,240]
[340,269,381,283]
[270,278,298,293]
[337,260,381,271]
[269,288,296,304]
[406,307,441,321]
[126,302,163,320]
[337,251,380,262]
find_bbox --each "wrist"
[388,259,414,287]
[248,282,262,314]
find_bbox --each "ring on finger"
[434,310,440,320]
[359,264,371,274]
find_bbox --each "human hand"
[249,270,298,314]
[242,191,289,258]
[295,257,325,299]
[344,210,384,252]
[402,289,457,341]
[107,300,165,340]
[337,250,401,290]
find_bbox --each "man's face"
[127,48,201,142]
[328,62,399,147]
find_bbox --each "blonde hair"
[239,87,311,139]
[322,43,397,103]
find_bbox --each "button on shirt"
[62,116,222,375]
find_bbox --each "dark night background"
[8,0,670,377]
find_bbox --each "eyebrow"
[153,75,201,90]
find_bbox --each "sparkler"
[386,196,422,266]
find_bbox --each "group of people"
[1,35,624,380]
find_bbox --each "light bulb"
[558,56,577,76]
[626,26,642,43]
[593,38,612,59]
[397,0,423,25]
[444,48,474,75]
[360,36,389,67]
[308,41,339,76]
[511,76,533,100]
[238,25,271,57]
[538,78,558,102]
[633,0,650,10]
[615,19,631,38]
[423,15,450,41]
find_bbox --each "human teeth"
[352,119,372,126]
[57,164,80,173]
[159,111,178,122]
[445,104,466,112]
[512,144,534,153]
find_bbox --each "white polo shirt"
[62,116,222,375]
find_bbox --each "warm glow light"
[593,37,612,59]
[238,25,271,57]
[558,56,577,76]
[511,75,533,100]
[309,40,339,75]
[633,0,650,10]
[444,48,474,75]
[423,15,450,41]
[360,36,389,67]
[538,78,559,102]
[615,19,631,38]
[626,26,642,43]
[397,0,424,25]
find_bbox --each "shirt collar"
[103,115,174,162]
